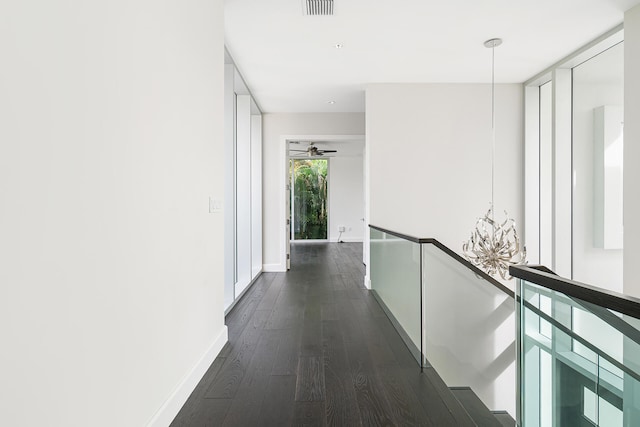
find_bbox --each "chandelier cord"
[491,42,495,228]
[462,38,527,280]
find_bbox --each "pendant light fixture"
[462,38,526,280]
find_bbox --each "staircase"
[449,387,515,427]
[423,362,514,427]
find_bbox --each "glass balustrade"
[515,270,640,427]
[369,225,516,417]
[369,226,640,426]
[369,227,423,364]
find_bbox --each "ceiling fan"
[289,142,337,157]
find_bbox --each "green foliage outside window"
[292,159,328,240]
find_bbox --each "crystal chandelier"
[462,38,526,280]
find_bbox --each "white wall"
[625,5,640,298]
[0,2,227,426]
[329,155,365,242]
[262,113,365,271]
[367,83,524,261]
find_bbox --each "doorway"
[290,158,329,241]
[281,135,366,274]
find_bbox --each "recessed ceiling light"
[334,43,343,49]
[327,100,336,104]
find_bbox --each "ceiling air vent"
[304,0,334,16]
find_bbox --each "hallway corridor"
[171,243,474,426]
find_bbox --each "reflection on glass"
[572,42,624,291]
[517,279,639,426]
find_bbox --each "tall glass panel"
[369,228,421,363]
[572,43,624,292]
[518,278,640,426]
[292,159,328,240]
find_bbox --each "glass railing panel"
[422,244,515,417]
[369,227,422,363]
[517,278,640,426]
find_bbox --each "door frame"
[279,134,366,272]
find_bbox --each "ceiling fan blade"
[289,149,308,152]
[319,150,337,153]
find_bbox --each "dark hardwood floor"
[171,242,471,426]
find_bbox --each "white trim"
[552,68,573,278]
[329,238,364,243]
[364,275,372,290]
[145,326,229,427]
[524,25,623,86]
[524,85,541,265]
[263,263,286,272]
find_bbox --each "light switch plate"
[209,197,223,213]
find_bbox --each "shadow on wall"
[423,245,516,416]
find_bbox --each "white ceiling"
[225,0,639,113]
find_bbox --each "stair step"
[491,410,516,427]
[421,369,476,426]
[449,387,504,427]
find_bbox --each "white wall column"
[552,69,573,277]
[524,85,541,264]
[624,5,640,298]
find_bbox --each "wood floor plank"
[221,332,281,426]
[170,398,232,427]
[300,320,322,357]
[272,327,303,375]
[295,356,325,402]
[351,362,397,427]
[258,375,297,426]
[293,401,326,427]
[320,303,339,321]
[322,321,362,426]
[204,309,270,399]
[256,273,286,311]
[379,367,434,427]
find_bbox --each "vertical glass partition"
[517,275,640,426]
[572,42,624,291]
[369,227,422,364]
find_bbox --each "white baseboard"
[329,237,364,243]
[146,326,228,427]
[364,275,371,289]
[263,263,286,272]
